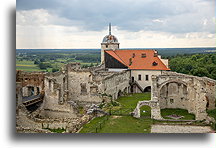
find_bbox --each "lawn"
[80,115,152,133]
[207,109,216,120]
[117,93,151,108]
[79,93,153,133]
[161,108,195,120]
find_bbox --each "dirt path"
[151,124,213,133]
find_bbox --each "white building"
[101,24,170,93]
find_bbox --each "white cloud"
[16,0,216,49]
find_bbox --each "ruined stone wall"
[66,63,130,103]
[153,71,215,120]
[42,70,76,119]
[100,70,130,99]
[16,70,45,96]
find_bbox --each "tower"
[101,23,120,64]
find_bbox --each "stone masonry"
[133,71,215,121]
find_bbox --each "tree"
[39,62,52,70]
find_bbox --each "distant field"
[16,60,44,72]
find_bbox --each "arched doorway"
[140,105,151,118]
[118,90,122,97]
[144,86,151,92]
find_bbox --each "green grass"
[117,93,151,108]
[207,109,216,120]
[16,60,44,72]
[79,115,152,133]
[16,59,98,72]
[79,93,153,133]
[161,108,195,120]
[79,116,108,133]
[16,60,35,65]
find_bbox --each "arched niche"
[158,80,188,110]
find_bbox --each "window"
[145,75,149,81]
[141,53,146,58]
[170,99,174,104]
[106,44,108,48]
[131,76,134,82]
[152,61,158,66]
[138,74,141,81]
[132,53,135,58]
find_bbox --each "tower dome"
[102,34,118,43]
[102,23,119,43]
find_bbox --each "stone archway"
[133,100,162,119]
[158,81,188,109]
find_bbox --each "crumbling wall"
[99,70,130,99]
[153,71,216,120]
[42,70,76,119]
[16,70,45,96]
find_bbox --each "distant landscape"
[16,47,216,80]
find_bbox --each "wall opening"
[140,105,151,118]
[144,86,151,92]
[131,76,134,82]
[118,90,122,97]
[80,83,87,95]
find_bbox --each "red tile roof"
[105,49,170,70]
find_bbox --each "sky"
[16,0,216,49]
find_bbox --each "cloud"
[16,0,215,48]
[17,0,215,34]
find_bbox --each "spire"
[109,23,111,35]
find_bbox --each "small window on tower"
[141,53,146,58]
[132,53,135,58]
[106,45,108,48]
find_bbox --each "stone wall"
[16,70,45,96]
[152,71,215,120]
[41,63,131,119]
[42,70,76,119]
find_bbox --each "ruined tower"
[101,23,120,64]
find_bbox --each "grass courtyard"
[79,93,198,133]
[79,93,152,133]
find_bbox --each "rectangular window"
[145,75,149,81]
[138,74,141,81]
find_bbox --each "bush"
[52,68,59,72]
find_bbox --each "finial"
[109,23,111,35]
